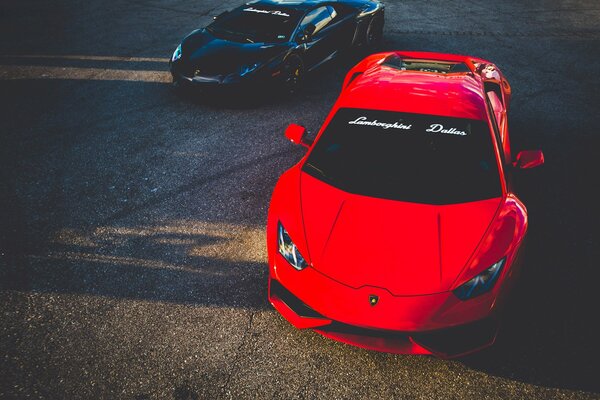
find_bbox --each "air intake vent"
[382,55,470,74]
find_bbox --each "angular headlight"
[171,44,182,62]
[453,258,506,300]
[278,222,308,270]
[240,63,260,76]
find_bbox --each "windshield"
[303,108,502,205]
[207,5,302,43]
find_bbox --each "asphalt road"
[1,0,599,398]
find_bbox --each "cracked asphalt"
[1,0,599,398]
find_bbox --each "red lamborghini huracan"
[267,51,545,358]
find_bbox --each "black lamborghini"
[169,0,385,93]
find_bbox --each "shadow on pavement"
[0,219,271,310]
[458,120,599,393]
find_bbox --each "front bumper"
[170,61,272,92]
[268,253,505,358]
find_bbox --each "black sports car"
[169,0,385,93]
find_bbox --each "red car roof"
[338,51,489,121]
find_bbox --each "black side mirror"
[304,24,316,37]
[297,24,316,43]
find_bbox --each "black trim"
[270,280,324,319]
[320,318,497,357]
[321,322,410,340]
[411,317,497,356]
[346,71,363,87]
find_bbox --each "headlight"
[278,222,308,270]
[240,63,260,76]
[171,44,182,62]
[453,258,506,300]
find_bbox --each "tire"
[280,55,304,95]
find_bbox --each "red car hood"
[300,173,502,296]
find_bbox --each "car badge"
[194,69,202,76]
[369,295,379,306]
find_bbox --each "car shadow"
[457,120,599,393]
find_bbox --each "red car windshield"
[303,108,502,205]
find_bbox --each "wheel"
[281,56,304,95]
[365,15,384,47]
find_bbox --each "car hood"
[300,172,502,296]
[181,29,287,75]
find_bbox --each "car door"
[297,6,336,70]
[322,5,357,51]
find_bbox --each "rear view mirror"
[513,150,544,169]
[285,124,309,148]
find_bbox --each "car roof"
[339,52,490,121]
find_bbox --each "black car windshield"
[208,5,302,43]
[303,108,502,205]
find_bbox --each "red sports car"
[267,51,545,358]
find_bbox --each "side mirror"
[297,24,316,43]
[513,150,544,169]
[285,124,310,148]
[304,24,316,37]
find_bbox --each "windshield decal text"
[426,124,468,136]
[242,7,290,17]
[348,116,412,130]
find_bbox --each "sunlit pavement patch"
[0,64,171,83]
[1,54,169,63]
[22,221,268,276]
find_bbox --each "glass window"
[327,5,338,20]
[303,108,502,205]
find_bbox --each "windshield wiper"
[304,163,328,180]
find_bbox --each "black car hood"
[181,29,288,75]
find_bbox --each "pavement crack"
[221,310,255,396]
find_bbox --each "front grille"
[320,321,410,340]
